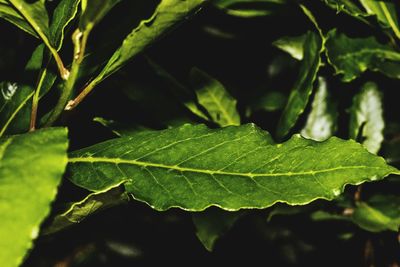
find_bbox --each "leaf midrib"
[68,156,388,178]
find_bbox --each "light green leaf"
[44,182,129,235]
[273,34,307,60]
[193,208,243,251]
[321,0,370,24]
[67,124,398,211]
[301,76,337,142]
[325,29,400,82]
[276,31,323,139]
[0,0,38,37]
[213,0,287,17]
[349,82,384,154]
[0,127,68,267]
[87,0,206,89]
[0,45,57,136]
[79,0,120,33]
[190,68,240,127]
[50,0,81,50]
[359,0,400,39]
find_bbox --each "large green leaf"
[190,68,240,127]
[67,124,398,211]
[276,31,323,139]
[359,0,400,39]
[0,127,68,267]
[301,77,337,142]
[0,0,38,37]
[349,82,384,154]
[86,0,206,89]
[325,29,400,82]
[50,0,81,50]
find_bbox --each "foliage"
[1,0,400,266]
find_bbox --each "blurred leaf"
[325,29,400,82]
[349,82,384,154]
[193,208,243,251]
[190,68,240,126]
[0,128,68,267]
[301,76,337,141]
[45,182,129,235]
[213,0,288,18]
[248,91,287,115]
[273,34,307,61]
[277,31,323,138]
[68,124,398,211]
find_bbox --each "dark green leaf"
[79,0,120,32]
[349,82,384,154]
[0,128,68,267]
[301,76,337,141]
[190,68,240,126]
[0,0,38,37]
[193,208,243,251]
[325,29,400,82]
[277,31,323,138]
[68,124,398,211]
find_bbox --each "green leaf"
[0,0,38,37]
[349,82,384,154]
[276,31,323,139]
[44,182,129,235]
[0,45,57,136]
[79,0,120,33]
[301,76,337,141]
[359,0,400,39]
[50,0,81,50]
[87,0,206,89]
[190,68,240,127]
[67,124,398,211]
[325,29,400,82]
[352,195,400,232]
[193,208,243,251]
[213,0,288,18]
[321,0,370,23]
[0,127,68,267]
[273,34,307,60]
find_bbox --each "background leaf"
[0,127,68,267]
[349,82,384,154]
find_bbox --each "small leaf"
[359,0,400,39]
[190,68,240,127]
[67,124,398,211]
[349,82,384,154]
[277,31,323,138]
[88,0,206,89]
[45,182,129,235]
[193,208,243,251]
[0,127,68,267]
[0,45,57,136]
[273,34,307,60]
[301,76,337,142]
[50,0,81,50]
[325,29,400,82]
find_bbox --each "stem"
[44,30,85,127]
[29,67,48,131]
[65,78,98,110]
